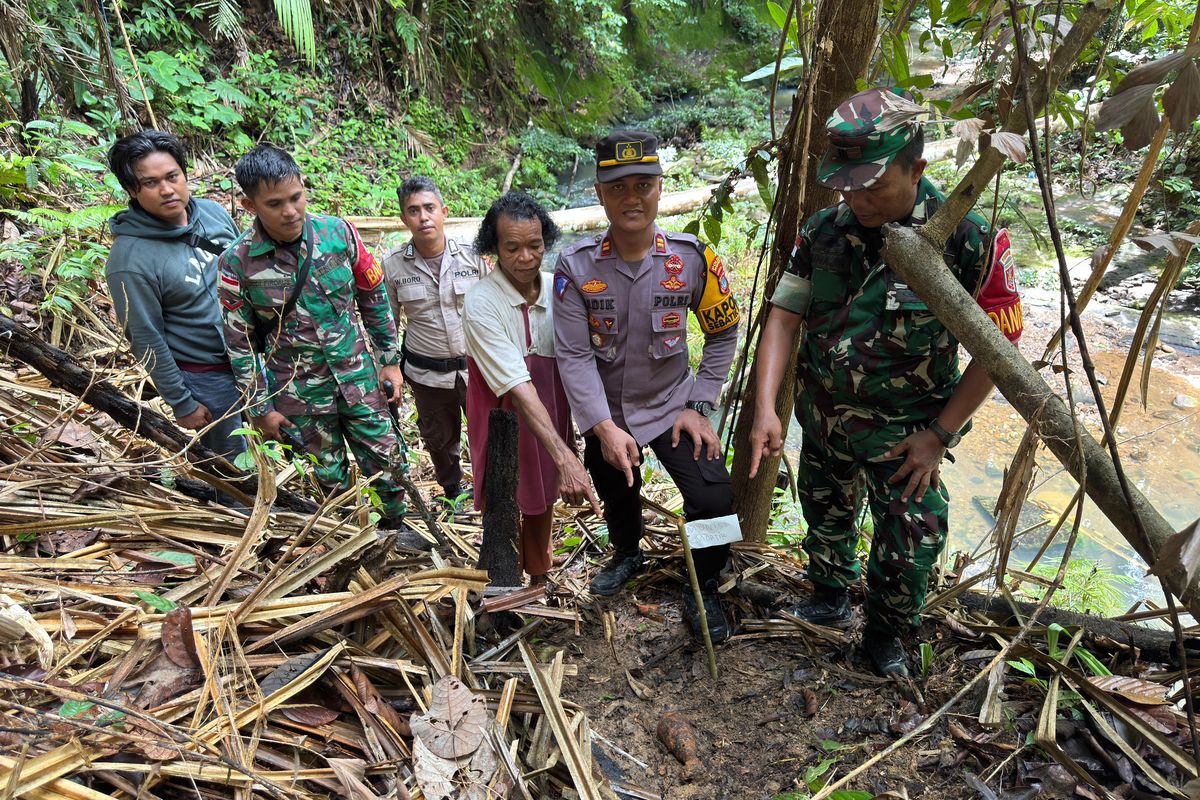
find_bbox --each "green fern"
[272,0,317,67]
[4,205,124,233]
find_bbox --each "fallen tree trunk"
[348,179,757,241]
[955,591,1200,664]
[0,313,316,514]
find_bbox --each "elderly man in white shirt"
[463,191,597,585]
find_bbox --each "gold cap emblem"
[617,141,642,162]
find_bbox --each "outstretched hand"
[747,409,782,479]
[557,456,602,516]
[595,422,641,488]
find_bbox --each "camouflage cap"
[817,88,919,192]
[595,130,663,182]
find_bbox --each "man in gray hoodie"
[105,130,245,459]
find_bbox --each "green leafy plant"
[1022,559,1135,617]
[919,641,935,676]
[134,591,179,612]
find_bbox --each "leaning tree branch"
[881,225,1200,618]
[0,313,316,514]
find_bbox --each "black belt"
[401,340,466,373]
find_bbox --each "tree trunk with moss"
[729,0,882,543]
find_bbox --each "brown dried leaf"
[134,654,198,710]
[1097,84,1157,132]
[1085,674,1169,705]
[260,650,328,697]
[878,93,930,132]
[50,529,99,554]
[411,735,458,800]
[282,703,341,726]
[625,669,654,700]
[953,118,986,144]
[67,473,124,503]
[1125,701,1178,735]
[327,758,382,800]
[462,738,509,800]
[59,607,77,640]
[1163,61,1200,133]
[410,675,488,759]
[1112,46,1199,95]
[349,664,409,737]
[1134,231,1183,256]
[949,80,995,114]
[1121,101,1161,150]
[953,118,986,167]
[126,716,180,761]
[39,421,100,451]
[989,131,1028,164]
[161,607,199,669]
[1,594,58,669]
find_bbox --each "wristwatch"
[685,400,715,417]
[928,419,962,449]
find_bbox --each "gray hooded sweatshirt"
[106,198,239,417]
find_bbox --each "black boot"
[380,517,435,552]
[787,585,852,628]
[862,626,909,678]
[682,580,731,644]
[590,550,644,596]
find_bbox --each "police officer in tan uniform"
[554,131,742,643]
[383,176,484,503]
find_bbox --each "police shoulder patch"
[554,270,571,301]
[696,243,738,334]
[703,246,731,296]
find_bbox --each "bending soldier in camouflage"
[218,145,414,529]
[749,88,1023,676]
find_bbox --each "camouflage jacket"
[783,177,1022,432]
[218,213,400,417]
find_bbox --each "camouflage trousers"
[288,396,408,521]
[797,421,948,634]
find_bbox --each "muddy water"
[940,348,1200,601]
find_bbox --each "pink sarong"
[466,306,571,517]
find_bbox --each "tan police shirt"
[382,236,485,390]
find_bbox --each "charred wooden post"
[0,312,315,513]
[477,408,521,587]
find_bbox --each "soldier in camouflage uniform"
[218,146,412,526]
[748,89,1023,676]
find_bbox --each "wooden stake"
[676,517,718,681]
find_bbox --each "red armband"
[350,224,384,290]
[976,228,1023,342]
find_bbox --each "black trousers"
[407,374,467,489]
[583,428,733,583]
